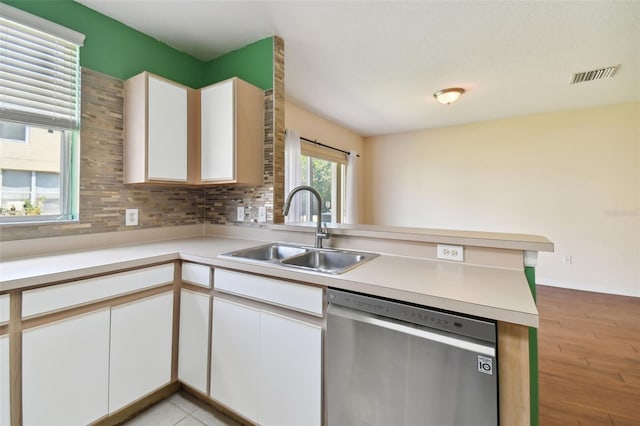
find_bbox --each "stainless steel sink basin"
[223,243,307,261]
[281,250,374,274]
[220,243,378,274]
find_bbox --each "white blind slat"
[2,25,77,58]
[0,8,83,130]
[2,69,77,96]
[2,43,76,71]
[2,56,77,85]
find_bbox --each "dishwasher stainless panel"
[327,289,498,426]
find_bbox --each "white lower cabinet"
[1,334,10,426]
[211,298,260,422]
[258,311,322,426]
[22,309,111,426]
[178,290,210,394]
[210,297,322,426]
[109,292,174,413]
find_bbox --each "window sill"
[0,218,79,227]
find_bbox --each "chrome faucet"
[283,185,330,248]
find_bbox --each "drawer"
[214,269,324,317]
[22,263,175,318]
[0,294,9,323]
[182,262,211,288]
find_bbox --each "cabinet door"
[258,312,322,426]
[1,334,9,426]
[211,298,259,422]
[109,292,173,413]
[178,290,210,394]
[201,80,235,182]
[148,76,188,181]
[22,309,110,426]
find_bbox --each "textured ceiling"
[77,0,640,136]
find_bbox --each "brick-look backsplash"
[0,68,205,241]
[1,36,285,241]
[203,35,285,225]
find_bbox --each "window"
[298,142,347,224]
[0,122,28,143]
[0,5,84,223]
[0,125,73,219]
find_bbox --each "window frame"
[0,5,83,225]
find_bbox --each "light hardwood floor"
[537,285,640,425]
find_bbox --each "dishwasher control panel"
[327,288,496,343]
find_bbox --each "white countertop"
[0,235,538,327]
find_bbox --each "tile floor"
[122,391,241,426]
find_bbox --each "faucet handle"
[319,222,330,238]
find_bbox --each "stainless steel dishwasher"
[327,288,499,426]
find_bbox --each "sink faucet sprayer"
[283,185,330,248]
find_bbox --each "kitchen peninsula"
[0,223,552,426]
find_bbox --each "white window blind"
[0,4,85,130]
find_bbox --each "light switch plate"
[237,206,245,222]
[436,244,464,261]
[258,206,267,223]
[125,209,138,226]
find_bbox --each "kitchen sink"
[224,243,308,261]
[220,243,377,274]
[281,250,371,274]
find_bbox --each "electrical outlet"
[258,206,267,223]
[125,208,138,226]
[437,244,464,261]
[563,255,573,265]
[237,206,245,222]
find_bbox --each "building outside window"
[0,122,29,144]
[0,125,69,217]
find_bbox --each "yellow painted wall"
[364,103,640,296]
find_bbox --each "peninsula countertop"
[0,234,539,327]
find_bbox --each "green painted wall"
[204,37,273,90]
[2,0,203,87]
[2,1,274,89]
[525,266,539,426]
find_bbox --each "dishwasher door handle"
[328,304,496,357]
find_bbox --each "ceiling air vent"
[570,65,618,84]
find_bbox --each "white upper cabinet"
[200,77,264,185]
[124,72,192,184]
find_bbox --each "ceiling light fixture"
[434,88,465,105]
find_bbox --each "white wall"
[364,103,640,297]
[285,100,365,222]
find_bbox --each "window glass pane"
[0,122,27,142]
[2,170,31,212]
[1,123,66,218]
[300,154,341,223]
[36,171,60,214]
